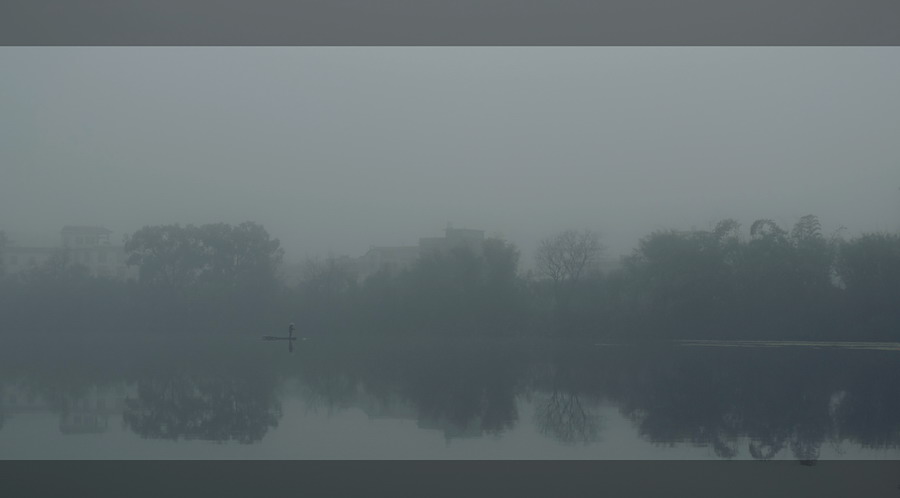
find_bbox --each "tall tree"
[836,232,900,330]
[536,229,604,313]
[623,227,734,334]
[125,222,283,292]
[199,221,284,291]
[125,224,205,290]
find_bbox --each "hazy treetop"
[2,47,898,264]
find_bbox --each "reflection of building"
[417,415,486,440]
[61,226,113,247]
[1,382,51,412]
[58,386,127,435]
[1,226,137,280]
[0,246,56,273]
[1,381,134,436]
[60,408,110,434]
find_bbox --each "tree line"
[0,215,898,340]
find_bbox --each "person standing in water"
[289,323,295,338]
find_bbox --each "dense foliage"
[1,217,899,340]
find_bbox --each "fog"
[4,49,900,468]
[2,47,898,263]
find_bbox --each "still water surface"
[1,333,899,460]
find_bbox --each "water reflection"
[1,335,899,459]
[531,356,602,444]
[605,346,900,460]
[0,378,130,437]
[396,344,521,439]
[533,389,601,444]
[122,371,282,444]
[262,323,298,353]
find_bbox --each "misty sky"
[2,47,898,264]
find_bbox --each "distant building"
[356,246,420,280]
[61,226,113,247]
[60,226,136,279]
[1,246,57,273]
[355,225,488,281]
[1,226,137,280]
[418,225,485,258]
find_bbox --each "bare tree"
[535,230,604,316]
[536,229,604,287]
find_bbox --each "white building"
[1,226,137,280]
[419,226,485,258]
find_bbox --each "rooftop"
[61,226,113,234]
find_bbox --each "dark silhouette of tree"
[3,248,130,330]
[535,230,604,323]
[622,228,736,336]
[398,344,520,438]
[614,215,847,339]
[125,224,205,290]
[357,266,407,331]
[295,255,360,330]
[836,233,900,332]
[126,222,283,292]
[4,213,900,341]
[534,388,600,444]
[122,222,284,330]
[197,222,284,291]
[536,230,603,290]
[396,238,524,331]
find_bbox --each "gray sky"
[2,48,898,264]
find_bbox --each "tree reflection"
[288,340,900,457]
[123,372,281,444]
[298,340,526,440]
[398,344,521,439]
[530,352,603,444]
[748,433,787,460]
[4,333,900,459]
[592,346,900,460]
[533,388,600,443]
[298,371,360,415]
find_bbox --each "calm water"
[1,332,899,460]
